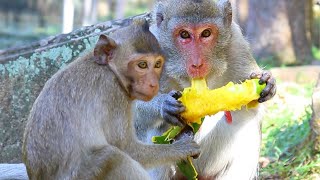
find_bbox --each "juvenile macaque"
[22,19,200,180]
[134,0,276,179]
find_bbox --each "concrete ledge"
[0,163,28,180]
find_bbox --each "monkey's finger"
[250,72,261,79]
[165,98,184,108]
[164,114,184,127]
[170,91,183,99]
[259,86,277,103]
[191,153,200,159]
[260,77,276,97]
[267,77,276,87]
[260,83,274,98]
[259,71,271,84]
[167,106,186,114]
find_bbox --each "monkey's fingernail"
[258,98,264,103]
[259,79,264,84]
[192,154,200,159]
[172,93,181,99]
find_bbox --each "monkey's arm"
[125,135,200,169]
[134,91,185,138]
[78,145,150,179]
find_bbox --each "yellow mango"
[179,78,266,124]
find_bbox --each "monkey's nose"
[149,83,159,93]
[191,63,203,69]
[149,83,157,88]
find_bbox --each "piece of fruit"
[179,78,266,124]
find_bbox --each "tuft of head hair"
[192,0,203,3]
[132,18,150,33]
[156,0,220,20]
[110,17,162,55]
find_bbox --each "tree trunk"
[62,0,74,33]
[285,0,313,64]
[82,0,98,26]
[115,0,127,19]
[245,0,312,65]
[230,0,249,33]
[313,0,320,48]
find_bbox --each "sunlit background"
[0,0,153,49]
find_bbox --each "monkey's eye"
[155,60,162,68]
[138,61,148,69]
[180,30,191,39]
[201,29,211,37]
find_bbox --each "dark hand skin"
[160,90,186,127]
[250,70,277,103]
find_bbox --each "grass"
[312,46,320,61]
[259,81,319,179]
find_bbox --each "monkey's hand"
[172,134,201,159]
[250,70,277,103]
[159,90,186,127]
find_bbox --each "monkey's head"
[94,19,165,101]
[153,0,232,83]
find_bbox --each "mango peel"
[179,78,266,124]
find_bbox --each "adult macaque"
[134,0,276,179]
[22,19,200,180]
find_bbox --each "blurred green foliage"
[312,46,320,60]
[259,82,320,179]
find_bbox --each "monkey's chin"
[132,92,155,102]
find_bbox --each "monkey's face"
[126,54,164,101]
[153,0,232,84]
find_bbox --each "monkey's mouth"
[187,65,209,79]
[132,90,156,102]
[187,69,208,79]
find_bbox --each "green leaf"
[177,156,198,180]
[152,126,182,144]
[189,118,205,133]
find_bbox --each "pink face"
[173,24,219,78]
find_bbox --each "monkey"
[22,19,201,180]
[134,0,277,179]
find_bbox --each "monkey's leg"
[77,145,150,180]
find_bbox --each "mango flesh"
[179,78,266,124]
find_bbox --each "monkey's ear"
[94,34,117,65]
[221,0,232,27]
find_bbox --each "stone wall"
[0,14,150,163]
